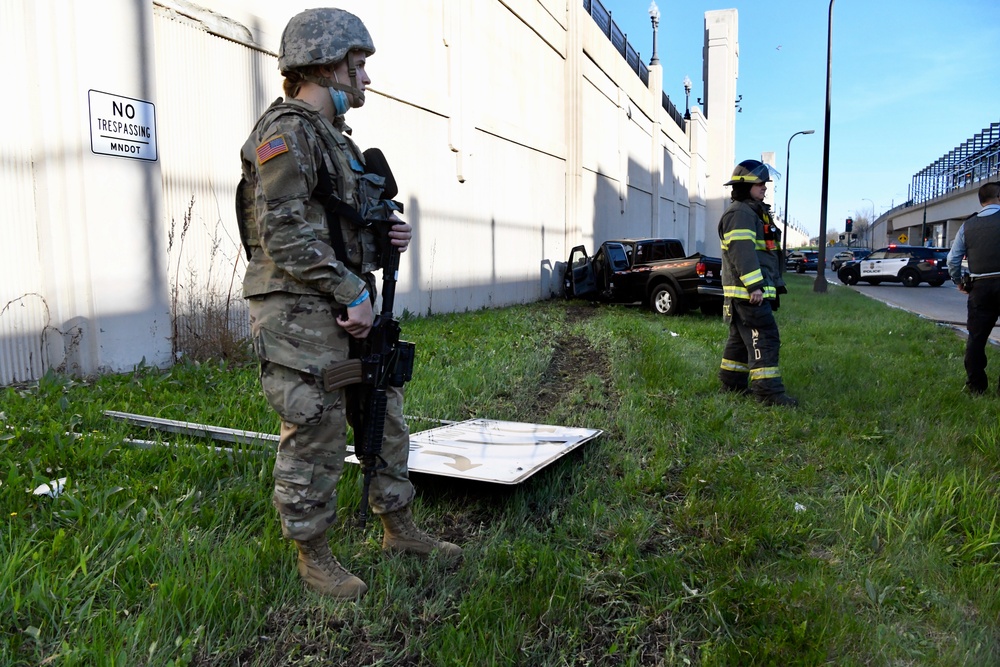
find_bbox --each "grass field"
[2,275,998,666]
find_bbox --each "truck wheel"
[839,269,859,285]
[650,284,679,316]
[900,269,921,287]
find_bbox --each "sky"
[597,0,1000,239]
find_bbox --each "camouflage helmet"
[278,8,375,74]
[724,159,774,186]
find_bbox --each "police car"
[836,245,950,287]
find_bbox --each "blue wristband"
[347,290,369,308]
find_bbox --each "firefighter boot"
[757,392,799,407]
[294,536,368,600]
[720,383,751,396]
[380,506,463,560]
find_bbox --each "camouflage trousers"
[249,293,415,542]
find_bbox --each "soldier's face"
[332,50,371,107]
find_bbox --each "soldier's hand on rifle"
[337,297,374,339]
[387,214,412,253]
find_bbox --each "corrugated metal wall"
[152,8,280,358]
[0,0,51,385]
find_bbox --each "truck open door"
[564,245,597,298]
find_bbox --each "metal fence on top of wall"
[908,121,1000,205]
[583,0,685,131]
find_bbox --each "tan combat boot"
[294,536,368,600]
[380,506,463,560]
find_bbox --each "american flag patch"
[256,136,289,164]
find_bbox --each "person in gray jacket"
[717,160,797,407]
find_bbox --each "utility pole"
[815,0,835,293]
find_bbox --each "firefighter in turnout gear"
[717,160,798,407]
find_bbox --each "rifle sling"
[314,161,370,273]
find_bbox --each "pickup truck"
[562,238,723,316]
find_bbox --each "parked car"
[562,238,723,316]
[696,257,725,315]
[837,245,950,287]
[830,248,872,272]
[786,250,819,273]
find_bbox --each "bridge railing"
[583,0,686,131]
[908,121,1000,206]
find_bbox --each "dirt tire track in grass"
[526,302,619,424]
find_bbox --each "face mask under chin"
[329,88,350,115]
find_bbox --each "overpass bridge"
[871,121,999,248]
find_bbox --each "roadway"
[807,270,1000,345]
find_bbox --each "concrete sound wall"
[0,0,737,384]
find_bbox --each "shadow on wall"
[0,293,86,385]
[0,307,172,386]
[588,154,702,250]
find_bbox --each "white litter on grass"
[794,502,807,513]
[669,331,679,337]
[32,478,67,498]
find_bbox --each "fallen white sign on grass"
[351,419,603,485]
[104,411,602,485]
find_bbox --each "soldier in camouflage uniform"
[240,8,461,600]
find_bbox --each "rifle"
[353,148,416,525]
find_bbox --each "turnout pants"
[964,277,1000,393]
[719,298,786,397]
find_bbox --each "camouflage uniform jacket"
[718,199,785,301]
[240,98,379,306]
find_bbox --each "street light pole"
[921,200,928,247]
[815,0,835,293]
[782,130,815,261]
[683,75,692,120]
[648,2,660,66]
[862,197,874,248]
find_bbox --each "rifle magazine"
[322,359,363,392]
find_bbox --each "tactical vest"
[237,98,381,277]
[964,209,1000,275]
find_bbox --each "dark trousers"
[964,277,1000,393]
[719,299,786,397]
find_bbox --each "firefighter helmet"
[278,8,375,74]
[725,160,777,186]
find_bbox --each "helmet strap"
[340,52,365,107]
[300,73,366,109]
